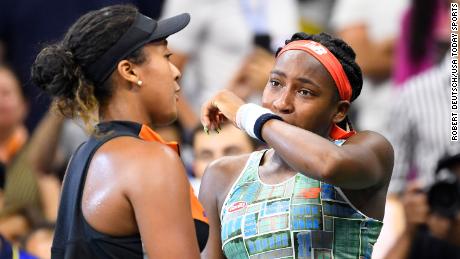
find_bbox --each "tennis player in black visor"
[31,5,208,259]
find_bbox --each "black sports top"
[51,121,209,259]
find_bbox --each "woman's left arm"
[201,90,394,190]
[261,119,394,189]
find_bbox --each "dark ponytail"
[31,5,146,131]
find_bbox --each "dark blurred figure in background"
[0,163,4,208]
[0,0,165,132]
[0,233,37,259]
[384,153,460,259]
[0,64,28,211]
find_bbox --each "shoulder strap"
[235,150,265,186]
[51,129,137,259]
[220,150,266,221]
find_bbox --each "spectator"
[0,65,27,165]
[0,234,37,259]
[191,122,258,194]
[161,0,299,131]
[383,153,460,259]
[23,223,54,259]
[0,207,39,246]
[387,53,459,194]
[1,106,85,222]
[379,43,459,259]
[330,0,409,133]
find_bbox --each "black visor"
[85,12,190,84]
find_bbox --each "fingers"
[200,100,212,132]
[200,90,245,133]
[200,100,222,134]
[402,181,429,226]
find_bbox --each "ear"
[332,100,350,124]
[116,60,140,86]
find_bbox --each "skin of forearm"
[261,119,380,189]
[27,111,65,174]
[262,120,345,181]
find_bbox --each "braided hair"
[31,5,147,131]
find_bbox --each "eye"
[298,89,312,96]
[165,53,173,60]
[269,80,281,87]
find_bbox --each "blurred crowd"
[0,0,458,258]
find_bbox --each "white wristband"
[236,103,274,139]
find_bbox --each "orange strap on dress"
[138,124,208,224]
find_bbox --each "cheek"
[141,58,173,83]
[261,87,275,108]
[0,99,24,124]
[296,102,335,128]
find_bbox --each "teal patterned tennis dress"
[220,140,383,259]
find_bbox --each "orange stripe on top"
[189,186,209,223]
[139,124,208,224]
[139,124,179,153]
[277,40,356,140]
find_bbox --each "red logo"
[228,201,247,212]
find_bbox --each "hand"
[401,181,429,232]
[377,37,396,56]
[226,47,274,100]
[200,90,245,132]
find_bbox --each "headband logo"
[303,42,327,55]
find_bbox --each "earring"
[137,80,143,86]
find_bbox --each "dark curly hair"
[276,32,363,130]
[31,5,146,131]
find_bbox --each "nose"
[170,62,181,82]
[272,88,294,114]
[170,63,181,92]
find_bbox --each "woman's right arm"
[123,142,200,259]
[199,160,226,259]
[199,154,249,259]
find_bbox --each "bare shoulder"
[200,153,252,205]
[96,137,187,192]
[346,131,394,179]
[347,131,394,157]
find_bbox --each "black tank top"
[51,121,209,259]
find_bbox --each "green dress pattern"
[220,140,383,259]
